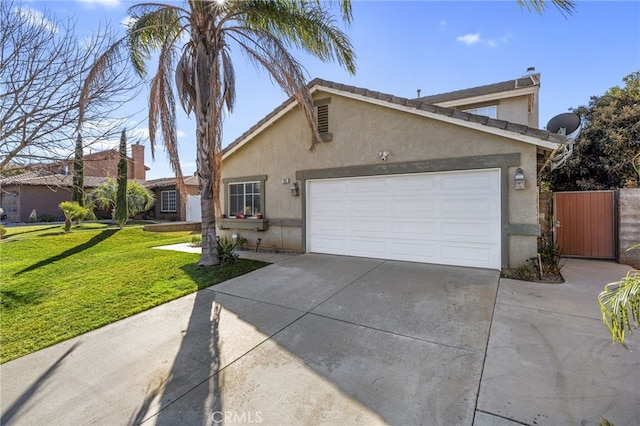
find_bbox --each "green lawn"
[0,225,268,363]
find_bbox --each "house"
[217,72,565,270]
[0,144,148,222]
[144,175,201,221]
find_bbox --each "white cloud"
[76,0,120,9]
[120,15,136,29]
[439,20,447,28]
[457,32,511,48]
[14,7,58,33]
[177,130,186,138]
[457,33,480,45]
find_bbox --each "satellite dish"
[546,112,582,171]
[547,112,581,138]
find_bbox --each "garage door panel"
[441,173,496,191]
[440,243,497,267]
[440,222,493,239]
[391,220,435,236]
[307,169,501,269]
[389,241,436,258]
[349,238,387,257]
[389,178,436,194]
[349,200,386,215]
[391,199,434,214]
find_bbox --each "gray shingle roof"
[415,74,540,104]
[0,172,111,188]
[223,77,564,156]
[144,175,200,188]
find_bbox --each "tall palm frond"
[599,267,640,348]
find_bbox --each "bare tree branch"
[0,1,140,171]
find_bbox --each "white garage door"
[306,169,501,269]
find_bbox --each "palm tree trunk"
[197,155,219,266]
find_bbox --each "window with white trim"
[463,105,497,119]
[161,190,177,212]
[229,182,261,217]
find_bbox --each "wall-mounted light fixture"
[514,168,525,190]
[290,181,300,197]
[378,151,390,161]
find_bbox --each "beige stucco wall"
[221,90,541,267]
[498,94,538,128]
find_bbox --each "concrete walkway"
[1,256,638,425]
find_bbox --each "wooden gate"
[554,191,616,259]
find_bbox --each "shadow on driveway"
[0,342,81,425]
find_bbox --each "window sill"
[218,218,268,231]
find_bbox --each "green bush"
[190,235,202,247]
[539,236,565,274]
[59,201,91,232]
[513,261,538,281]
[217,237,239,265]
[0,224,6,239]
[38,213,58,222]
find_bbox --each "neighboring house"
[0,173,112,222]
[218,73,565,270]
[145,175,201,221]
[74,144,148,180]
[0,144,148,222]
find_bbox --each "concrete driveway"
[1,255,638,425]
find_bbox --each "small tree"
[91,178,155,222]
[544,72,640,191]
[59,201,90,232]
[114,130,129,227]
[72,134,84,206]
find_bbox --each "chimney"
[526,66,536,75]
[131,144,146,180]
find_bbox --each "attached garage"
[306,169,501,269]
[220,78,566,269]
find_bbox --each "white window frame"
[161,190,177,212]
[463,105,497,119]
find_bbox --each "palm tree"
[92,178,155,223]
[120,0,356,266]
[598,244,640,348]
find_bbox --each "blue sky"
[22,0,640,179]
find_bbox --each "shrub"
[59,201,90,232]
[38,214,58,222]
[0,224,6,239]
[539,236,566,274]
[216,237,239,265]
[190,235,202,247]
[513,261,538,281]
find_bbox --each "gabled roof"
[0,172,112,188]
[145,175,200,189]
[415,74,540,104]
[223,77,563,159]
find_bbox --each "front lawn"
[0,226,267,363]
